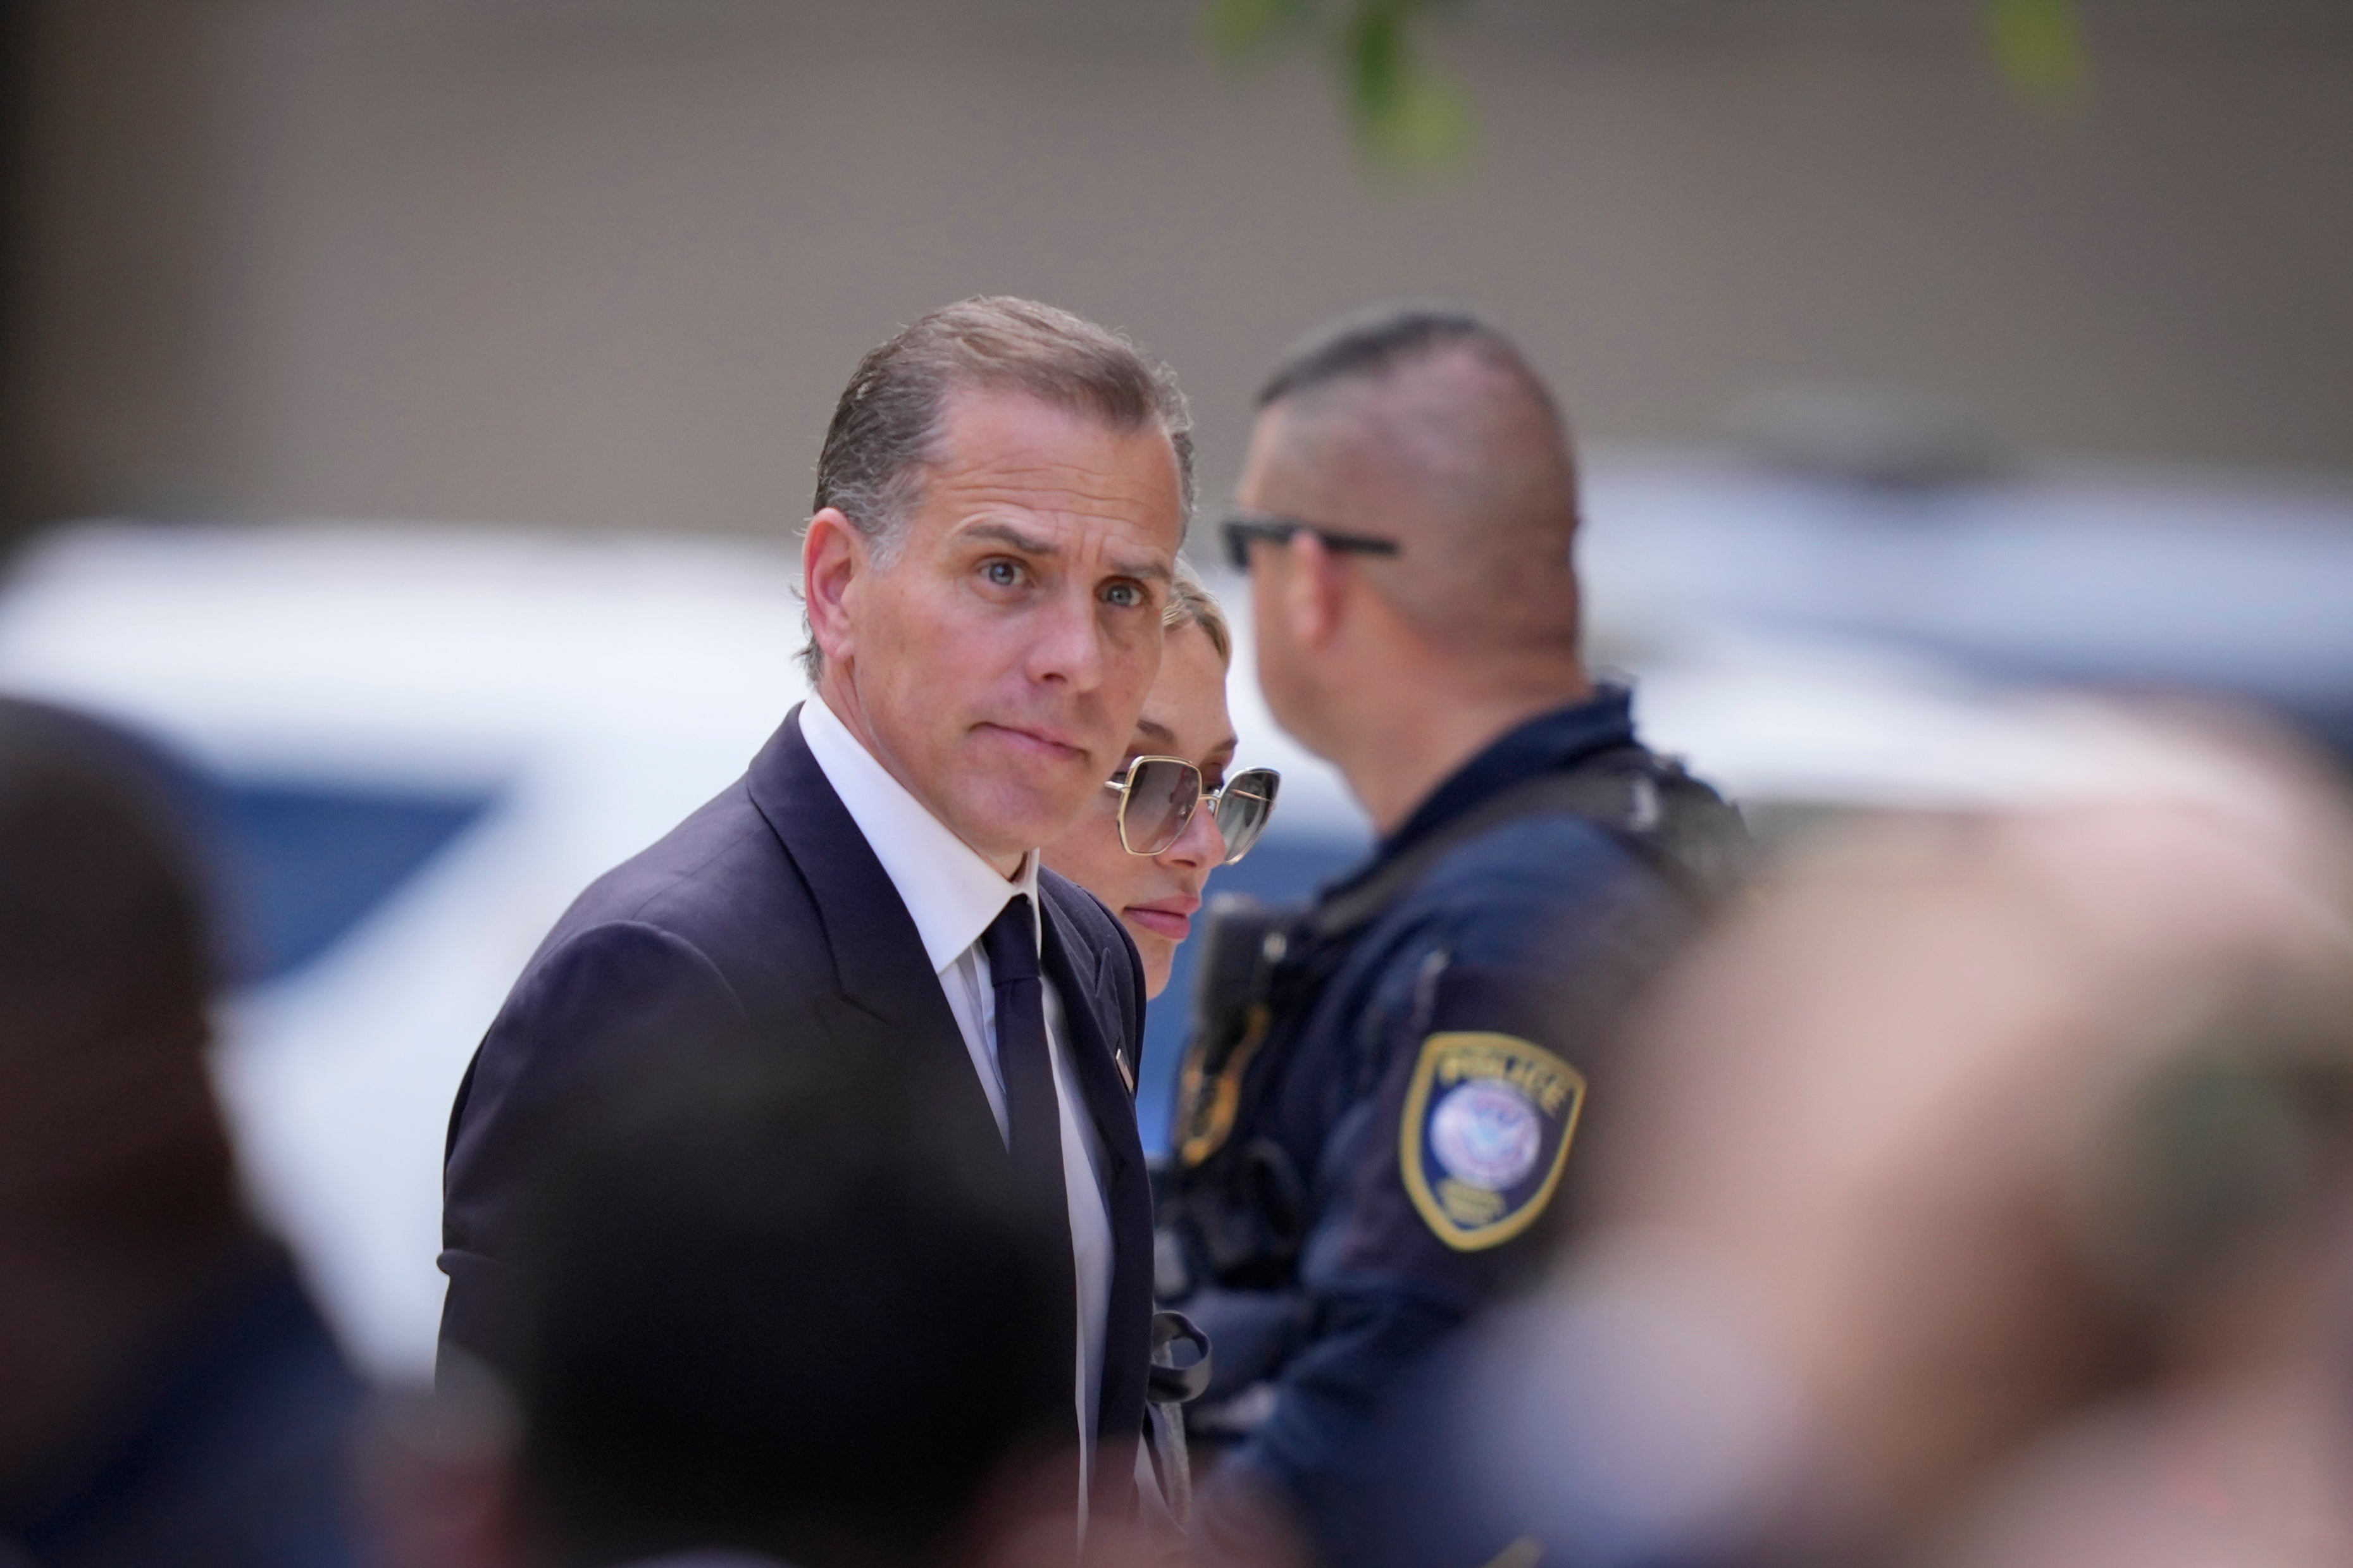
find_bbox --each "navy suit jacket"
[440,705,1156,1473]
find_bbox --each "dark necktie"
[981,895,1081,1435]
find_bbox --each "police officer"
[1159,308,1744,1558]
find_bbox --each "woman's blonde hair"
[1163,557,1232,667]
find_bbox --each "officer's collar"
[1371,684,1637,865]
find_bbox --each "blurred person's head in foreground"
[1327,707,2353,1568]
[1040,562,1279,995]
[800,295,1191,870]
[1230,306,1587,833]
[438,1061,1076,1568]
[0,696,362,1567]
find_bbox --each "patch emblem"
[1431,1080,1544,1190]
[1401,1032,1585,1251]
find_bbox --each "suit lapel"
[1038,893,1137,1183]
[1039,884,1153,1454]
[745,707,999,1140]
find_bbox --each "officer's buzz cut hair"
[1251,305,1584,658]
[1253,305,1562,433]
[802,297,1194,681]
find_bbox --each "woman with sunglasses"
[1041,563,1279,997]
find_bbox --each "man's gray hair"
[802,297,1194,681]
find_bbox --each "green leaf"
[1358,68,1474,169]
[1985,0,2089,104]
[1201,0,1474,173]
[1339,0,1474,170]
[1208,0,1317,59]
[1208,0,2091,173]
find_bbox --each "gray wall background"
[8,0,2352,539]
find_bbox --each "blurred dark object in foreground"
[0,697,364,1568]
[1313,704,2353,1568]
[374,1060,1079,1568]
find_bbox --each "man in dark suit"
[440,296,1195,1520]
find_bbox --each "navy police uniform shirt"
[1189,687,1701,1540]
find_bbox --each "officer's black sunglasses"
[1219,510,1402,573]
[1105,758,1282,864]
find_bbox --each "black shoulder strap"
[1309,745,1748,946]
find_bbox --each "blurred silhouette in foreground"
[374,1061,1105,1568]
[1319,705,2353,1568]
[0,698,364,1568]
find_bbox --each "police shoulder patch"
[1400,1031,1586,1252]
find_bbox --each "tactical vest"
[1159,744,1749,1294]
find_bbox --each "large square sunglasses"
[1105,757,1281,864]
[1220,510,1401,573]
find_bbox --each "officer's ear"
[1283,529,1348,651]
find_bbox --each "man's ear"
[803,508,866,669]
[1284,529,1347,650]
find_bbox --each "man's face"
[828,392,1184,865]
[1233,404,1322,751]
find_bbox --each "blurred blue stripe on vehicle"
[220,781,494,982]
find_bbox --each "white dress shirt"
[800,694,1115,1494]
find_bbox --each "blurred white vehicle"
[1,447,2345,1379]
